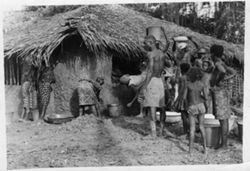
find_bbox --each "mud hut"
[4,5,244,116]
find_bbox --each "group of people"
[21,59,105,121]
[20,30,236,155]
[21,61,56,121]
[121,34,236,155]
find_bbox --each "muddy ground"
[6,114,242,170]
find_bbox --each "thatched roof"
[4,4,244,66]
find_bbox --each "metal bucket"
[204,118,221,148]
[108,104,120,117]
[165,112,181,123]
[237,120,243,142]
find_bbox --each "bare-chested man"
[141,35,171,137]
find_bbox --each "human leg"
[149,107,157,137]
[181,111,189,134]
[21,107,27,120]
[79,106,84,116]
[91,105,100,117]
[159,107,166,136]
[198,113,207,154]
[219,119,229,149]
[189,113,196,154]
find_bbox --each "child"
[184,67,208,155]
[21,67,36,121]
[173,63,190,134]
[201,57,214,114]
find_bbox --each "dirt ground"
[6,114,242,170]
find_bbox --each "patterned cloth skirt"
[38,82,52,108]
[77,81,96,106]
[211,87,230,120]
[22,81,33,109]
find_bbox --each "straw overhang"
[3,4,244,65]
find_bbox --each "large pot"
[46,113,74,124]
[156,111,181,123]
[165,111,181,123]
[108,104,120,117]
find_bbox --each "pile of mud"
[52,115,147,142]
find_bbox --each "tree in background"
[125,1,245,44]
[25,2,245,44]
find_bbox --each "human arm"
[141,53,154,91]
[224,64,236,80]
[164,55,172,68]
[187,36,199,50]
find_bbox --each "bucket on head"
[108,104,120,117]
[237,120,243,142]
[146,26,168,51]
[204,117,221,148]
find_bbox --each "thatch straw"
[4,4,244,66]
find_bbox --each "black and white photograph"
[1,0,249,170]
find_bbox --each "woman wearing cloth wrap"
[141,35,172,138]
[21,66,37,120]
[210,44,236,150]
[37,61,56,120]
[78,77,104,117]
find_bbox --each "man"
[141,35,171,137]
[210,44,236,150]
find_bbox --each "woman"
[77,77,104,117]
[210,44,236,150]
[37,62,56,120]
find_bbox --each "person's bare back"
[186,81,206,106]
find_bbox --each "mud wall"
[53,48,139,116]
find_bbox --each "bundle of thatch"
[4,4,244,85]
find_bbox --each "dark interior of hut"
[50,33,84,65]
[111,53,142,84]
